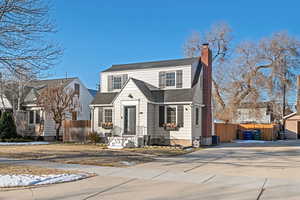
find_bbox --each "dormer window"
[166,72,176,87]
[159,70,182,89]
[113,76,122,90]
[108,74,128,91]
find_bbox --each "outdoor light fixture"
[128,94,133,98]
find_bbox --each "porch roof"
[91,92,118,105]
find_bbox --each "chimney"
[201,43,213,145]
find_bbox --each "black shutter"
[159,72,166,88]
[177,105,184,127]
[107,75,113,91]
[98,107,103,127]
[176,70,183,88]
[159,106,165,127]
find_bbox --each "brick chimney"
[201,43,212,145]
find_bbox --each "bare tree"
[184,23,300,122]
[0,0,62,78]
[37,85,79,141]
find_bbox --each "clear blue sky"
[51,0,300,89]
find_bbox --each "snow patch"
[120,161,136,166]
[0,174,87,187]
[0,142,49,146]
[234,140,269,144]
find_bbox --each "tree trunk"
[55,123,61,141]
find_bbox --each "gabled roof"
[191,58,202,87]
[103,57,198,72]
[28,77,77,90]
[91,78,193,106]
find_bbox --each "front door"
[124,106,136,135]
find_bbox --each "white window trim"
[165,105,177,124]
[103,108,113,123]
[28,110,42,125]
[112,75,123,90]
[165,71,176,89]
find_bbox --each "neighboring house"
[90,44,213,147]
[0,92,13,115]
[284,76,300,139]
[234,102,275,124]
[15,78,93,140]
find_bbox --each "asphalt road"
[1,140,300,200]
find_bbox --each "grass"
[0,164,77,176]
[0,144,199,167]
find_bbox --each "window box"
[102,122,113,129]
[163,123,179,131]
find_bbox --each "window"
[29,111,34,124]
[104,109,112,123]
[166,72,176,87]
[166,106,176,124]
[195,107,199,125]
[35,111,41,124]
[72,111,77,120]
[113,76,122,89]
[74,83,80,96]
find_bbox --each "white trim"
[165,105,177,124]
[103,108,113,123]
[149,101,193,105]
[90,104,113,107]
[164,71,176,89]
[101,64,191,74]
[283,112,297,119]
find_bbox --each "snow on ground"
[234,140,269,144]
[0,142,49,146]
[0,173,87,187]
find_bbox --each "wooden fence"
[63,120,91,142]
[215,123,279,142]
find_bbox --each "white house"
[90,44,213,147]
[233,102,276,124]
[19,77,94,140]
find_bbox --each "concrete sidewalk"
[1,141,300,199]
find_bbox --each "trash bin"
[252,129,261,140]
[243,130,253,140]
[212,135,220,145]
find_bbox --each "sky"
[50,0,300,90]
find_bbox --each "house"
[90,44,213,147]
[284,76,300,139]
[3,77,94,140]
[0,92,13,114]
[233,102,275,124]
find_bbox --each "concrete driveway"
[1,140,300,200]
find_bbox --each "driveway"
[1,140,300,200]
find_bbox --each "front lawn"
[0,144,198,167]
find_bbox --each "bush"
[88,132,101,144]
[36,136,44,141]
[0,112,17,139]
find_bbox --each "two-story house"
[90,44,213,147]
[17,77,94,140]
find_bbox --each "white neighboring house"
[0,92,13,114]
[21,77,94,140]
[90,44,213,147]
[234,102,274,124]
